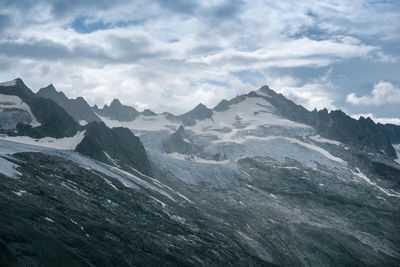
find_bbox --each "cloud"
[267,70,337,111]
[0,0,399,117]
[346,81,400,106]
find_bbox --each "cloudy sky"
[0,0,399,122]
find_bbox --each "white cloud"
[267,70,337,111]
[346,81,400,106]
[0,0,398,114]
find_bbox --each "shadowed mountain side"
[0,79,78,138]
[75,122,152,175]
[37,84,101,124]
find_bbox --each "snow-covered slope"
[0,131,85,150]
[97,113,180,133]
[97,91,398,193]
[0,94,41,129]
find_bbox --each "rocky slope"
[93,99,140,122]
[75,121,152,175]
[0,79,78,138]
[1,79,400,266]
[254,86,400,157]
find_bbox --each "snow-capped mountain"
[1,78,400,266]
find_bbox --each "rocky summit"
[0,79,400,266]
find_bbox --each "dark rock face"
[16,96,78,138]
[141,109,157,116]
[0,79,78,138]
[163,126,201,154]
[177,103,213,126]
[37,84,101,123]
[76,122,152,175]
[93,99,139,122]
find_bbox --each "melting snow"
[188,97,310,142]
[168,152,230,164]
[254,89,271,98]
[0,94,41,127]
[150,196,167,208]
[13,190,26,196]
[103,177,119,191]
[309,135,343,146]
[0,155,20,178]
[103,151,120,167]
[97,113,179,133]
[109,166,176,202]
[45,217,55,223]
[212,135,346,164]
[353,168,400,198]
[78,120,88,126]
[0,131,86,150]
[393,144,400,165]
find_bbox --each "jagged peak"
[47,83,56,89]
[37,83,69,100]
[110,98,122,106]
[40,83,57,92]
[176,125,185,133]
[193,103,210,111]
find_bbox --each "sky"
[0,0,399,122]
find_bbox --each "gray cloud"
[156,0,199,14]
[0,0,398,117]
[0,39,111,61]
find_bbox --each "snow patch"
[45,217,54,223]
[214,135,346,164]
[150,196,167,208]
[0,131,86,150]
[188,97,310,142]
[78,120,88,126]
[168,152,230,164]
[0,94,41,127]
[109,166,176,202]
[254,89,271,98]
[103,177,118,190]
[97,113,179,133]
[103,151,120,167]
[0,155,20,178]
[13,190,26,196]
[309,135,342,146]
[353,168,400,198]
[393,144,400,165]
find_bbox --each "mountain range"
[1,78,399,266]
